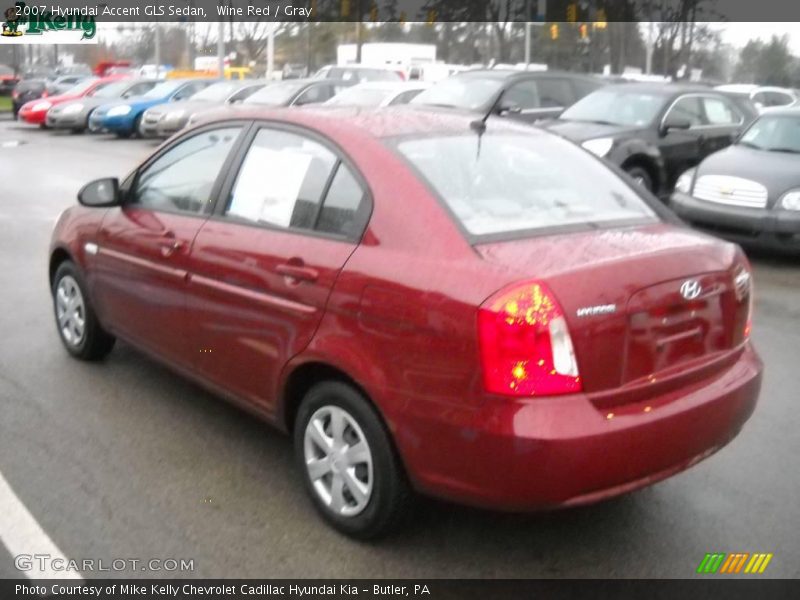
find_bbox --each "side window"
[389,89,424,105]
[225,129,337,228]
[751,91,768,107]
[702,97,741,125]
[766,91,793,107]
[294,85,329,106]
[536,78,573,108]
[229,85,263,103]
[131,127,241,214]
[505,81,540,110]
[665,96,705,127]
[124,81,156,98]
[316,164,367,237]
[572,79,600,99]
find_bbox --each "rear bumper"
[392,344,762,510]
[671,190,800,250]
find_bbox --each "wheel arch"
[49,246,74,286]
[620,153,661,193]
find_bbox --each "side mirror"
[661,117,692,135]
[78,178,120,207]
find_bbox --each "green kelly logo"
[2,2,96,40]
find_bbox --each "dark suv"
[412,69,605,121]
[542,83,758,196]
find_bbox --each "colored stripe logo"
[697,553,773,574]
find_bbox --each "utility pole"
[355,0,363,63]
[524,0,531,69]
[217,20,225,78]
[266,23,275,80]
[154,23,161,72]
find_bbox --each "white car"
[324,81,430,108]
[715,84,798,112]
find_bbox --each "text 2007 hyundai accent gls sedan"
[49,107,762,539]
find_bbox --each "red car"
[48,107,762,539]
[18,75,127,126]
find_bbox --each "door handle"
[159,239,185,258]
[276,263,318,283]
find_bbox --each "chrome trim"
[660,93,745,132]
[693,175,768,208]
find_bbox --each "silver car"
[142,80,267,138]
[46,79,158,133]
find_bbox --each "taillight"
[478,281,581,397]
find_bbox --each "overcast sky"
[714,22,798,52]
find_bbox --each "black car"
[244,78,353,107]
[671,108,800,252]
[411,69,604,122]
[542,83,758,196]
[11,78,46,118]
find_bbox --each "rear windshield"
[394,133,657,239]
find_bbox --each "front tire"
[52,261,115,361]
[294,381,413,539]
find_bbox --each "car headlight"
[32,101,52,111]
[62,103,83,114]
[581,137,614,157]
[675,168,696,194]
[107,105,132,117]
[779,190,800,210]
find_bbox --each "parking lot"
[1,112,799,579]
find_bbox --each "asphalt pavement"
[0,114,798,579]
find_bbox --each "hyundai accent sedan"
[49,107,762,539]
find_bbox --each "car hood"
[50,97,108,112]
[542,119,645,143]
[696,145,800,196]
[104,96,171,113]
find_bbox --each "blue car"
[90,79,213,138]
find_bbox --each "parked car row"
[13,65,799,251]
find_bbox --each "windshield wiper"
[737,140,763,150]
[767,147,800,154]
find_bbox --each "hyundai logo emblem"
[680,279,703,300]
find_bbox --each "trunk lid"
[475,224,749,400]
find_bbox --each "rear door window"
[224,127,368,239]
[505,81,540,110]
[536,78,573,108]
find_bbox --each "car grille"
[693,175,768,208]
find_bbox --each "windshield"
[89,81,131,99]
[143,81,183,98]
[395,133,657,238]
[326,87,393,107]
[191,82,240,102]
[561,89,666,126]
[63,78,98,96]
[245,82,304,106]
[411,77,503,110]
[738,115,800,153]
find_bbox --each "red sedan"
[49,107,762,538]
[18,75,127,126]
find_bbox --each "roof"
[605,82,716,95]
[457,69,599,82]
[205,104,545,140]
[754,106,800,117]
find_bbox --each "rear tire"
[624,165,654,192]
[294,381,413,539]
[52,261,115,361]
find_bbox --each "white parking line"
[0,471,83,580]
